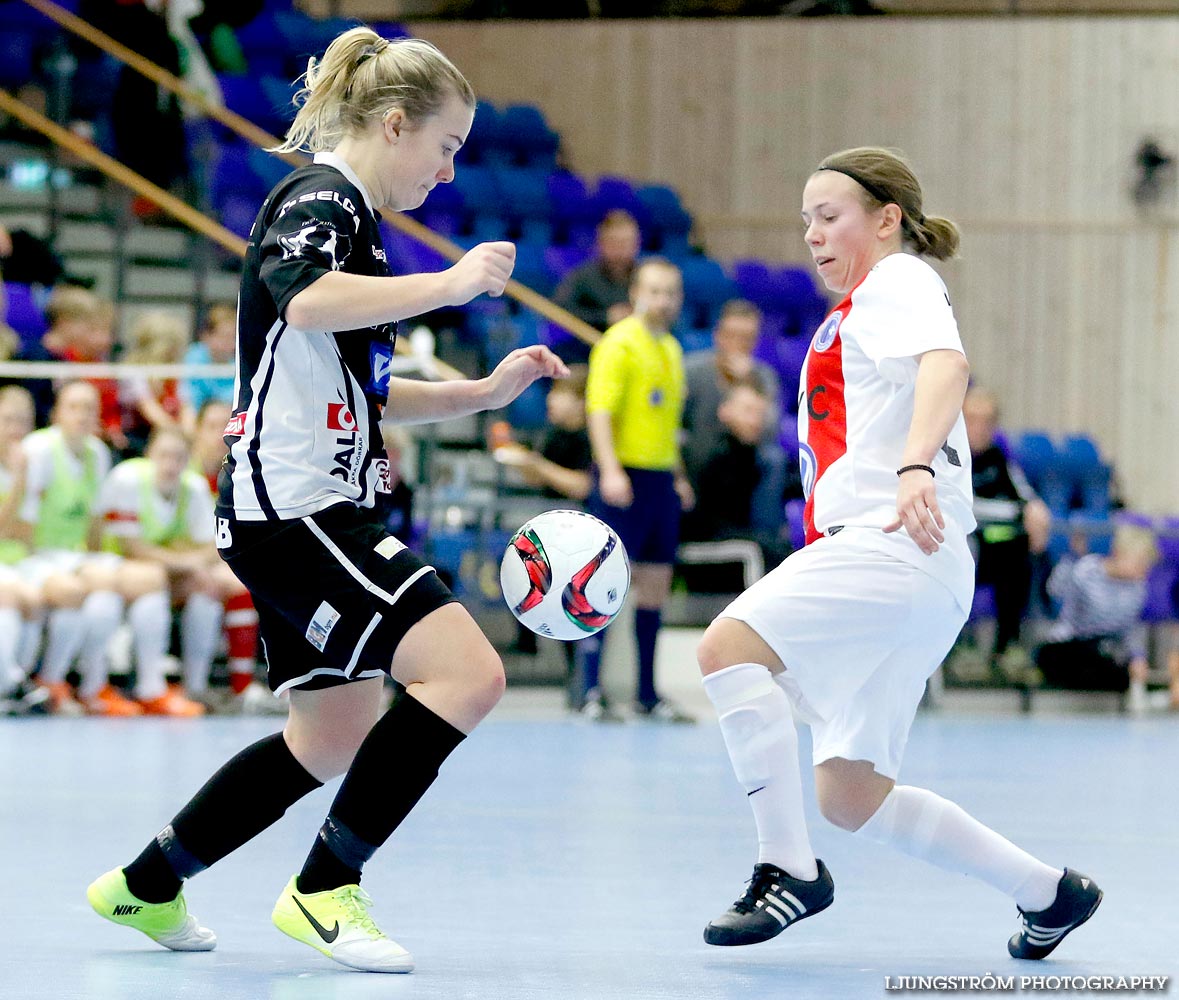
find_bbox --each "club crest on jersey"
[813,311,842,352]
[798,442,817,500]
[277,223,352,271]
[327,402,357,432]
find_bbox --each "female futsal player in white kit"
[699,147,1101,959]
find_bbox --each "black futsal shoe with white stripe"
[1008,869,1103,960]
[704,860,834,946]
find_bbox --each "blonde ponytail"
[273,29,474,154]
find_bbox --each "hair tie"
[356,39,389,67]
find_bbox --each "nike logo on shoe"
[292,896,339,943]
[113,904,143,916]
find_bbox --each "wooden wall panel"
[414,17,1179,508]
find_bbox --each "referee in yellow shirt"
[581,258,695,722]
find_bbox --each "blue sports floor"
[2,698,1176,1000]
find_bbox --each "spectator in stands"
[20,381,169,715]
[683,299,786,537]
[495,367,593,504]
[680,381,789,588]
[552,210,641,362]
[180,303,237,432]
[1035,523,1157,712]
[188,400,278,714]
[120,310,192,456]
[3,287,122,441]
[78,0,189,206]
[98,426,246,716]
[583,257,694,722]
[0,386,50,714]
[962,387,1051,681]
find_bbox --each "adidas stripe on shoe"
[704,860,834,946]
[1008,869,1103,960]
[271,876,414,973]
[86,868,216,951]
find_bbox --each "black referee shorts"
[217,503,455,695]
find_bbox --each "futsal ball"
[500,509,630,641]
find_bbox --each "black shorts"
[217,503,455,695]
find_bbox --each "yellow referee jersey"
[585,315,685,471]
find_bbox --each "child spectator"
[1036,523,1158,711]
[2,287,121,442]
[120,310,193,455]
[20,381,166,715]
[180,303,236,431]
[188,400,280,714]
[98,426,228,716]
[0,386,50,714]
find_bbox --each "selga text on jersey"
[219,152,397,521]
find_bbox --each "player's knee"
[697,622,735,677]
[118,560,167,599]
[816,785,875,832]
[467,652,506,718]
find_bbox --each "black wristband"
[897,464,935,478]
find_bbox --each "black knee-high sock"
[124,733,322,903]
[298,692,465,894]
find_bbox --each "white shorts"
[21,550,122,586]
[719,528,969,779]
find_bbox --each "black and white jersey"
[218,152,397,521]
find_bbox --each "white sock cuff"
[82,589,125,620]
[858,785,945,850]
[129,590,169,622]
[702,662,777,712]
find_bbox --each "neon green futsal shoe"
[86,868,216,951]
[271,876,414,973]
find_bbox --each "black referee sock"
[297,692,465,894]
[124,733,322,904]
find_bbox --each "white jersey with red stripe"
[797,252,976,610]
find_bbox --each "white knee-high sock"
[77,591,125,699]
[858,785,1063,911]
[181,593,223,694]
[17,615,43,671]
[703,662,819,881]
[129,591,171,700]
[41,608,86,683]
[0,606,23,689]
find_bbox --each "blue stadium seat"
[510,241,557,297]
[1011,431,1059,493]
[450,164,501,220]
[590,175,645,227]
[493,166,553,241]
[273,12,355,62]
[544,244,591,283]
[259,75,299,132]
[218,74,289,136]
[0,32,34,89]
[247,147,291,192]
[636,184,692,252]
[3,283,48,349]
[463,101,509,167]
[1060,433,1111,514]
[732,259,777,310]
[499,104,559,167]
[678,256,738,330]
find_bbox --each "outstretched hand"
[883,469,944,555]
[481,346,570,411]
